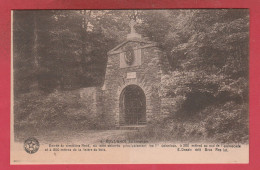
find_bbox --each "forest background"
[13,10,249,143]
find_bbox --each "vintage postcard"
[11,9,249,164]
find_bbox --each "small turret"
[127,19,141,40]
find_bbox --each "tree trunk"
[80,10,92,85]
[32,12,39,91]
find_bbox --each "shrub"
[126,102,248,143]
[14,90,100,133]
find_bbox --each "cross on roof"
[129,19,136,34]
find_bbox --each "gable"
[108,39,157,55]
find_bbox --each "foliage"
[130,9,249,143]
[13,10,129,93]
[126,102,248,143]
[14,90,100,132]
[13,10,249,142]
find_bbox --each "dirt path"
[15,129,135,144]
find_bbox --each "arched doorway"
[119,85,146,125]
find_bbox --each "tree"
[14,10,132,94]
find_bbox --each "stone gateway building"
[80,22,172,128]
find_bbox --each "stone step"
[118,125,146,130]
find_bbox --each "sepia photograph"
[11,9,249,164]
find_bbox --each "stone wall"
[79,87,96,112]
[78,39,175,128]
[103,40,163,127]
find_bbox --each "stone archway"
[119,85,146,126]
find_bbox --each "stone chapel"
[97,20,171,128]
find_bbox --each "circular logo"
[125,49,135,65]
[24,137,40,154]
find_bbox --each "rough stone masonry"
[79,21,173,128]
